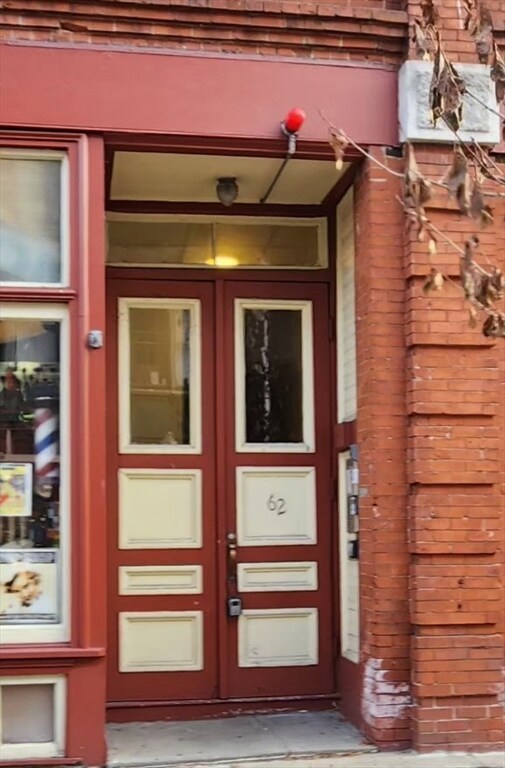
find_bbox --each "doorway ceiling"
[110,152,346,205]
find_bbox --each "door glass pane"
[0,317,63,628]
[0,153,64,284]
[129,307,191,446]
[244,309,303,443]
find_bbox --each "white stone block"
[399,59,501,145]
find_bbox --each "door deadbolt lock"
[227,596,242,617]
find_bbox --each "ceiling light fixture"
[216,177,239,207]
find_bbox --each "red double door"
[107,278,335,706]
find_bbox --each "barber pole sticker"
[34,405,59,483]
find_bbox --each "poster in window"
[0,549,59,624]
[0,463,33,518]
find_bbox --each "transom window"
[107,215,327,269]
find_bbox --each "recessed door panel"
[236,467,317,546]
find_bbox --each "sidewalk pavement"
[107,711,504,768]
[165,752,505,768]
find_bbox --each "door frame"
[105,266,340,719]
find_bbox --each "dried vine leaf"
[430,43,466,130]
[470,179,493,226]
[483,313,505,338]
[329,129,348,171]
[460,237,505,337]
[490,42,505,104]
[444,150,472,214]
[403,144,432,241]
[463,0,494,63]
[460,236,479,300]
[412,19,431,60]
[423,268,445,293]
[463,0,477,30]
[468,305,478,328]
[420,0,439,27]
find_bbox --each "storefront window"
[0,151,67,285]
[0,308,68,642]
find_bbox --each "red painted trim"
[0,760,81,767]
[0,288,78,302]
[322,163,362,209]
[0,44,399,146]
[72,135,107,652]
[107,134,359,161]
[106,267,331,283]
[0,646,105,660]
[108,693,340,709]
[335,420,357,451]
[107,696,340,724]
[107,200,325,217]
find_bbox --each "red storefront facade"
[0,3,504,766]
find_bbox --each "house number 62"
[267,494,287,515]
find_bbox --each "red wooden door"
[107,279,219,704]
[107,277,334,707]
[219,282,334,698]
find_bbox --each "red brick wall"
[402,0,505,752]
[0,1,407,63]
[404,147,505,752]
[407,0,505,61]
[355,144,505,752]
[355,150,412,750]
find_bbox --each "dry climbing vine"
[327,0,505,338]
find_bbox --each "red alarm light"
[283,108,306,134]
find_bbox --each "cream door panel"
[238,608,318,667]
[237,562,318,592]
[119,565,202,595]
[236,467,316,546]
[118,468,202,549]
[119,611,203,672]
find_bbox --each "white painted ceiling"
[111,151,344,205]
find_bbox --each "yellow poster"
[0,463,33,517]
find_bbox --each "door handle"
[227,532,237,583]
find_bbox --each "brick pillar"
[355,151,412,749]
[405,146,505,752]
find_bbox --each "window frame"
[0,674,66,759]
[234,298,316,454]
[118,297,202,455]
[0,303,71,645]
[0,148,70,289]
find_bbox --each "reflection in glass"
[0,319,62,626]
[0,156,62,283]
[244,309,303,443]
[107,218,323,268]
[129,307,191,445]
